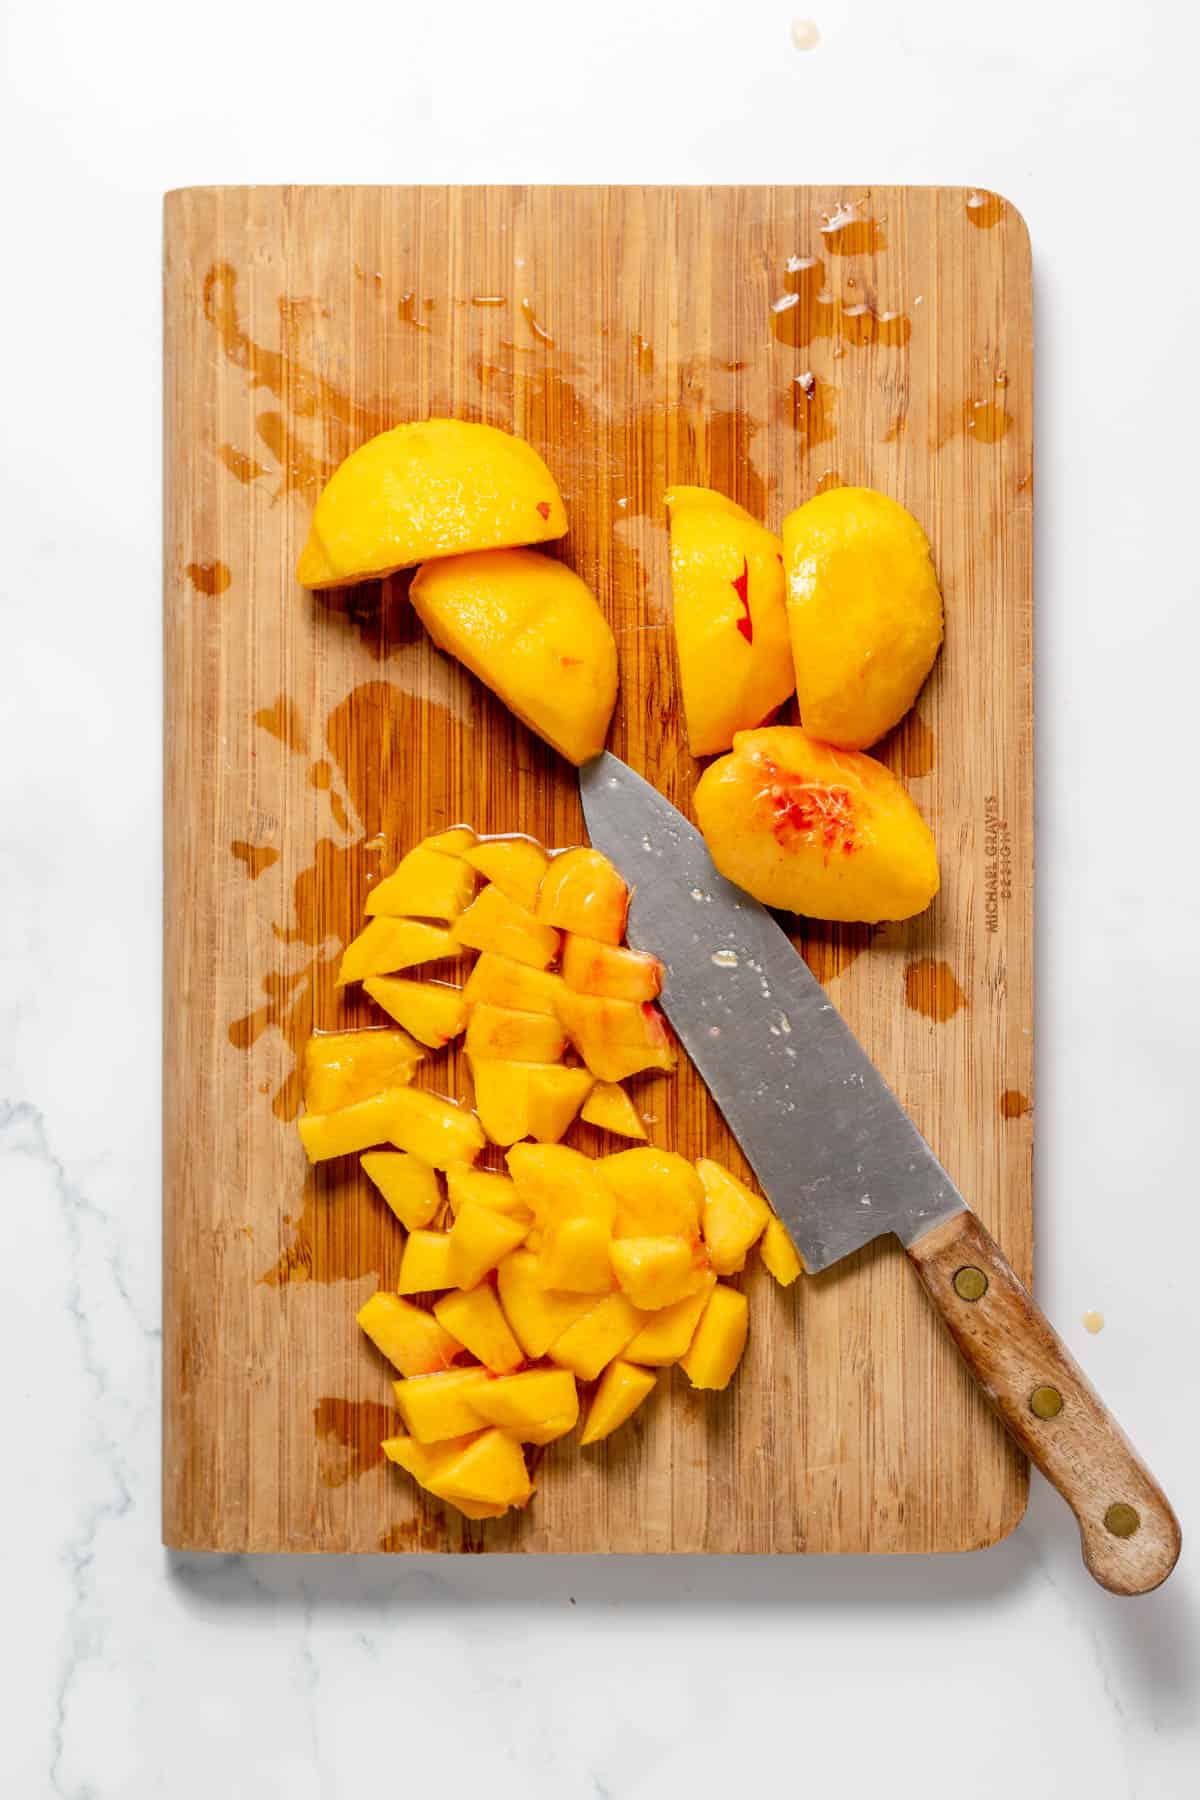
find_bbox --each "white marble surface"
[3,0,1199,1793]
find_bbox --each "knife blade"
[580,750,963,1273]
[579,750,1181,1596]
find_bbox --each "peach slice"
[463,837,549,910]
[623,1274,716,1366]
[496,1250,597,1359]
[397,1229,456,1294]
[555,991,676,1083]
[296,419,567,589]
[360,1151,442,1230]
[783,486,943,749]
[434,1285,525,1373]
[580,1082,647,1141]
[603,1148,704,1238]
[679,1283,749,1390]
[464,1368,579,1445]
[452,884,561,969]
[666,485,794,756]
[365,843,476,921]
[760,1214,804,1286]
[464,1002,568,1064]
[535,848,628,944]
[548,1292,650,1381]
[411,547,617,765]
[447,1201,530,1289]
[561,935,663,1003]
[356,1291,462,1376]
[579,1360,658,1446]
[303,1028,425,1113]
[392,1368,492,1443]
[337,916,464,986]
[693,726,939,923]
[609,1236,708,1310]
[696,1158,771,1275]
[463,953,565,1016]
[363,976,467,1049]
[470,1059,594,1146]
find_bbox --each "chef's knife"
[580,752,1181,1595]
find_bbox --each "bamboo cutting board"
[163,186,1033,1554]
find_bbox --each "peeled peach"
[296,419,567,589]
[411,548,617,765]
[693,726,939,923]
[667,485,794,755]
[579,1360,657,1446]
[783,487,943,749]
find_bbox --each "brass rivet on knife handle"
[907,1209,1181,1595]
[953,1265,988,1302]
[1105,1502,1141,1539]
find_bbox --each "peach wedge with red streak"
[694,726,939,923]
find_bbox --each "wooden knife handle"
[907,1210,1181,1595]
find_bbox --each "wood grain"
[163,186,1034,1554]
[908,1212,1181,1594]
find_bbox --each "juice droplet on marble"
[1082,1310,1105,1334]
[790,18,820,50]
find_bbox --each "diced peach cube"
[526,1066,595,1142]
[561,935,663,1002]
[463,837,549,910]
[580,1081,648,1141]
[337,916,464,985]
[452,884,561,969]
[548,1292,649,1380]
[363,976,467,1048]
[382,1432,508,1520]
[495,1251,597,1359]
[555,990,677,1083]
[465,1368,580,1444]
[464,1002,568,1064]
[506,1142,617,1229]
[392,1367,491,1442]
[609,1235,708,1310]
[356,1291,462,1375]
[463,953,565,1016]
[579,1360,657,1445]
[433,1427,533,1509]
[366,843,476,921]
[447,1201,530,1289]
[603,1148,704,1237]
[300,1086,479,1166]
[360,1151,442,1230]
[623,1274,716,1366]
[445,1164,528,1218]
[434,1284,525,1373]
[397,1229,455,1294]
[760,1214,804,1286]
[535,848,628,943]
[303,1029,425,1113]
[696,1158,771,1275]
[537,1216,615,1294]
[680,1283,749,1390]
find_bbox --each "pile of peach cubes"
[297,827,801,1520]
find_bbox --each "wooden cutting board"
[163,185,1033,1554]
